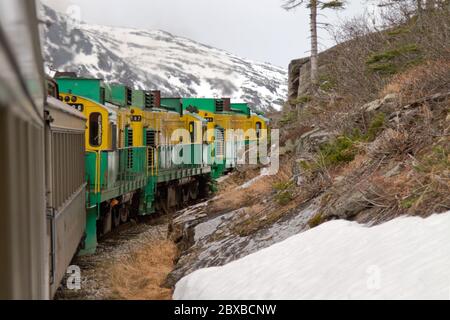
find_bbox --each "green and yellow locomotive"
[55,75,269,254]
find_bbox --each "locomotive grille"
[216,127,225,157]
[126,87,132,106]
[127,128,133,169]
[146,129,156,168]
[144,92,152,109]
[215,100,224,112]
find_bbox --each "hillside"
[166,6,450,299]
[40,5,287,111]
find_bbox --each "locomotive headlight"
[64,96,70,102]
[71,96,77,102]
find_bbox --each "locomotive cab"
[58,93,115,152]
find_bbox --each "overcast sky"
[41,0,372,67]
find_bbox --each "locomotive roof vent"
[215,100,224,112]
[222,98,231,112]
[144,91,152,109]
[126,87,132,106]
[151,90,161,109]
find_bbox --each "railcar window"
[89,113,102,147]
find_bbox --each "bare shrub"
[325,6,450,105]
[295,95,363,135]
[407,141,450,214]
[326,14,391,104]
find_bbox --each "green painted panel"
[132,90,150,109]
[182,98,217,113]
[161,97,182,113]
[79,207,98,256]
[107,84,132,107]
[211,163,226,180]
[141,176,156,215]
[85,152,98,206]
[56,78,105,104]
[230,103,251,116]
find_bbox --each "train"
[0,0,269,299]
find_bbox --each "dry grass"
[210,161,293,215]
[209,190,254,214]
[217,168,261,194]
[382,60,450,102]
[406,142,450,215]
[294,97,361,135]
[207,161,300,237]
[108,240,177,300]
[334,153,370,179]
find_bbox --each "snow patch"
[174,212,450,300]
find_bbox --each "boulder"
[323,189,372,220]
[362,93,399,114]
[295,128,334,156]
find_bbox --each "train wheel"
[112,206,121,228]
[120,207,129,224]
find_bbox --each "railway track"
[54,197,209,300]
[54,215,170,300]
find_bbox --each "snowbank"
[174,212,450,300]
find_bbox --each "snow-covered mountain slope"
[40,5,287,112]
[174,211,450,300]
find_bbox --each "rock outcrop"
[288,57,310,106]
[287,48,339,109]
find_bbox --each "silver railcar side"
[45,96,86,298]
[0,0,47,299]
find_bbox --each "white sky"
[41,0,372,67]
